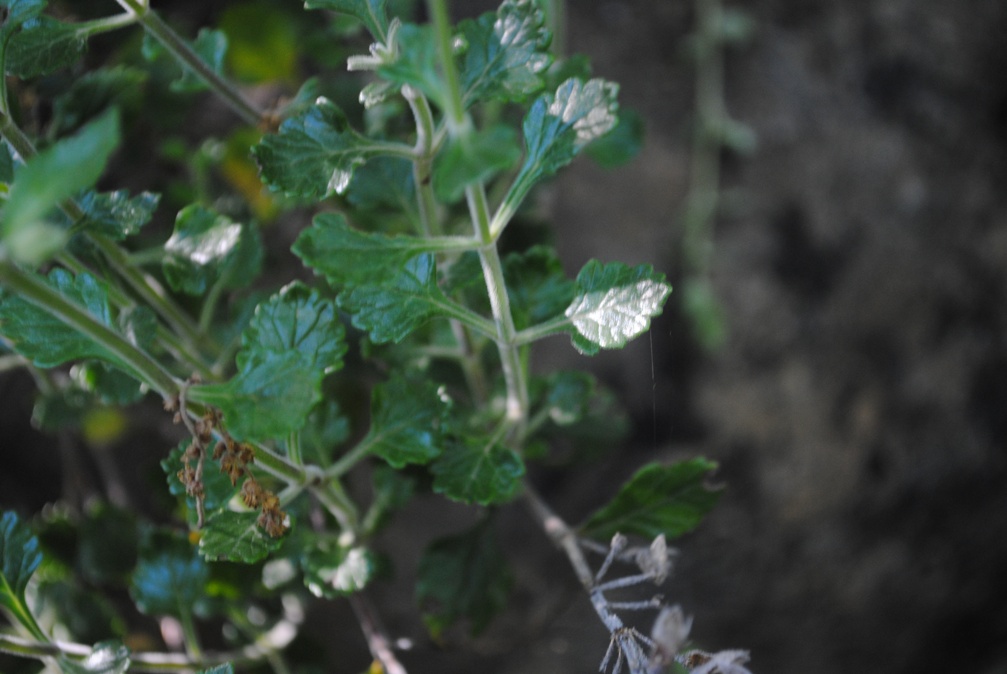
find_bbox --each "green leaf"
[345,156,416,214]
[431,436,524,505]
[131,532,209,616]
[1,109,120,265]
[5,16,86,78]
[433,124,520,202]
[253,98,392,200]
[199,511,284,563]
[564,260,671,355]
[73,362,142,404]
[172,29,229,93]
[0,269,117,368]
[51,66,147,136]
[503,245,574,330]
[0,511,43,614]
[162,441,237,523]
[538,370,596,426]
[585,107,643,169]
[236,282,346,375]
[75,190,160,241]
[293,212,432,287]
[377,23,442,106]
[302,538,376,598]
[458,0,552,107]
[162,204,260,295]
[506,78,618,210]
[77,503,138,585]
[0,0,45,43]
[58,640,131,674]
[305,0,389,41]
[416,521,511,638]
[580,459,722,542]
[198,664,234,674]
[338,253,453,343]
[363,374,445,468]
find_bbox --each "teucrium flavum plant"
[0,1,751,672]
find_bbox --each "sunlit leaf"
[58,639,131,674]
[580,459,722,541]
[431,436,524,505]
[363,374,445,468]
[302,537,376,598]
[162,204,260,295]
[199,511,284,563]
[76,190,160,241]
[416,521,511,638]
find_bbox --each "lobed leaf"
[338,253,452,343]
[58,640,131,674]
[162,204,260,295]
[0,269,117,368]
[131,532,209,617]
[564,260,671,355]
[76,190,160,241]
[431,437,524,505]
[5,16,86,78]
[253,98,392,200]
[199,511,284,563]
[416,521,512,638]
[363,374,446,468]
[305,0,389,41]
[458,0,552,107]
[580,459,722,542]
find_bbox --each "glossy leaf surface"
[58,640,131,674]
[162,204,259,295]
[76,190,160,241]
[302,538,376,598]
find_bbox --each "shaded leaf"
[338,254,453,343]
[538,370,596,426]
[433,124,520,202]
[580,459,722,541]
[364,374,445,468]
[131,532,209,616]
[377,23,442,106]
[366,463,416,533]
[458,0,552,106]
[199,511,284,563]
[6,16,86,78]
[51,66,147,136]
[565,260,671,355]
[345,156,416,213]
[74,362,143,405]
[416,521,511,638]
[162,441,237,523]
[305,0,389,41]
[142,28,228,94]
[75,190,159,241]
[1,109,119,265]
[77,503,138,585]
[431,436,524,505]
[302,538,376,598]
[58,640,130,674]
[0,269,117,367]
[162,204,260,295]
[0,511,43,611]
[0,141,13,182]
[253,98,392,200]
[503,245,574,330]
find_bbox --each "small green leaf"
[0,0,45,43]
[434,125,520,202]
[0,511,43,612]
[580,459,722,542]
[458,0,552,107]
[162,204,260,295]
[363,374,445,468]
[166,28,229,93]
[5,16,86,78]
[236,282,346,375]
[51,66,147,136]
[302,538,376,598]
[253,98,393,200]
[503,245,574,330]
[585,107,643,169]
[0,269,117,368]
[131,532,209,617]
[377,23,442,106]
[338,254,453,343]
[58,639,131,674]
[2,109,120,265]
[345,156,416,213]
[564,260,671,355]
[199,511,284,563]
[293,212,432,287]
[416,521,511,638]
[162,441,237,523]
[75,190,160,241]
[431,436,524,505]
[305,0,389,41]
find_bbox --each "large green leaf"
[293,212,432,287]
[199,511,284,563]
[431,436,524,505]
[363,374,445,468]
[458,0,552,107]
[580,459,722,542]
[162,204,260,295]
[75,190,159,241]
[0,269,117,367]
[1,109,119,265]
[5,16,86,78]
[253,98,393,200]
[416,521,511,638]
[302,537,376,598]
[564,260,671,355]
[130,532,209,617]
[58,640,131,674]
[338,254,454,343]
[304,0,389,41]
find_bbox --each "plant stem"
[112,0,264,127]
[0,260,181,399]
